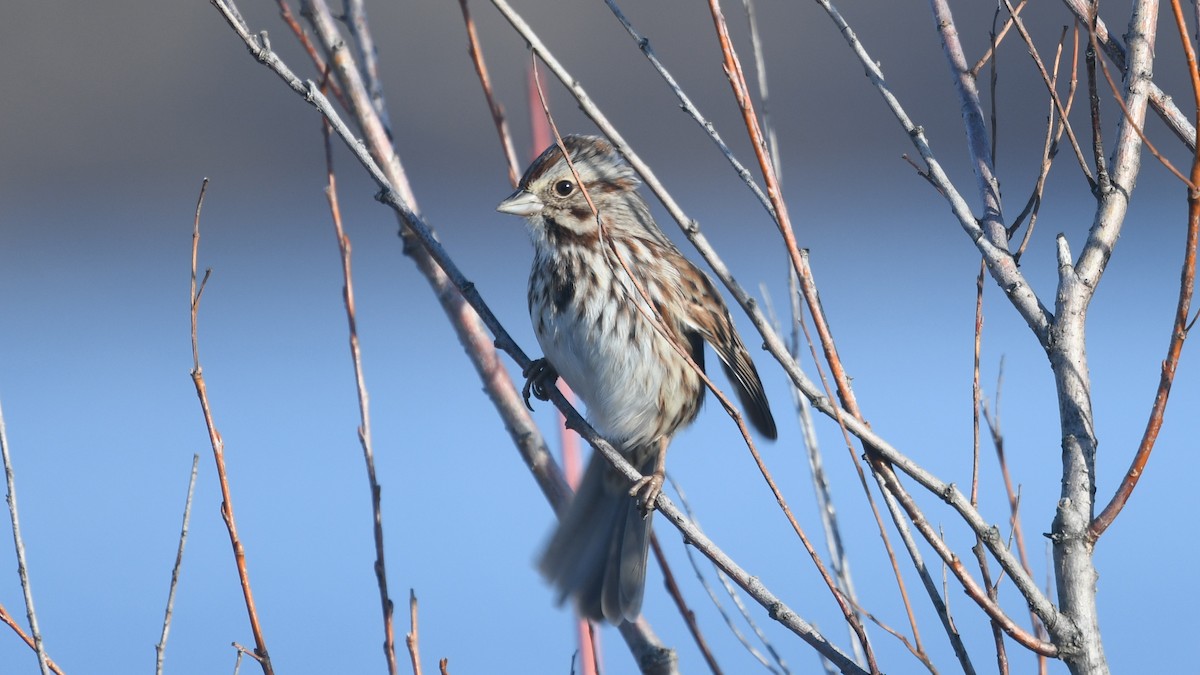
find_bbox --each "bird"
[497,134,776,624]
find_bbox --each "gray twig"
[0,399,51,675]
[324,117,399,675]
[156,454,200,675]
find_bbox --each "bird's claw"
[630,471,665,518]
[522,358,558,410]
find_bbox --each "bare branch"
[323,116,399,674]
[999,0,1094,187]
[156,454,200,675]
[0,402,50,675]
[458,0,520,186]
[650,535,724,675]
[188,178,274,675]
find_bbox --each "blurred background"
[0,1,1195,673]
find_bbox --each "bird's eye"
[553,180,575,196]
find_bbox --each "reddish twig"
[970,0,1028,75]
[272,0,347,110]
[0,602,64,675]
[651,535,724,675]
[705,3,882,669]
[188,179,274,675]
[323,115,399,674]
[232,642,263,663]
[1091,20,1194,189]
[1090,0,1200,539]
[458,0,519,186]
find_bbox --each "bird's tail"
[538,449,653,624]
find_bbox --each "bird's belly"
[534,301,700,450]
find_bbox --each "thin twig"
[970,0,1028,75]
[0,399,50,675]
[1000,0,1094,187]
[232,642,263,663]
[188,178,274,675]
[324,114,398,674]
[650,535,724,675]
[156,454,201,675]
[970,259,1008,674]
[458,0,519,186]
[406,590,422,675]
[981,363,1049,674]
[1011,25,1078,262]
[842,597,938,675]
[1084,18,1110,193]
[0,603,62,675]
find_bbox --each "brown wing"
[678,261,777,440]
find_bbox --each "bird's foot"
[630,470,665,517]
[521,358,558,410]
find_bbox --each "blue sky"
[0,1,1196,674]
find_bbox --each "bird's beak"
[497,189,544,217]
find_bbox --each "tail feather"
[539,451,653,624]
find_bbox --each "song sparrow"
[497,135,776,624]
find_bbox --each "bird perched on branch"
[498,134,776,624]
